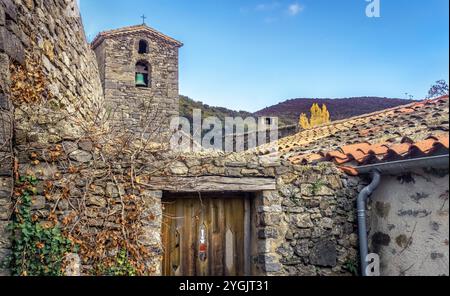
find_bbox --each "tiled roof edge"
[91,24,183,49]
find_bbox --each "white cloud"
[287,3,304,16]
[248,1,304,23]
[256,2,280,11]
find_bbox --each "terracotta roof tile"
[339,166,359,176]
[368,143,390,155]
[430,135,449,149]
[290,133,449,173]
[256,95,449,174]
[397,108,416,114]
[340,143,372,155]
[388,143,411,155]
[327,150,348,160]
[411,138,437,154]
[333,156,353,165]
[350,151,369,163]
[257,95,448,158]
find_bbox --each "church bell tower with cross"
[91,18,183,140]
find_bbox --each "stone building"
[269,97,449,276]
[91,24,183,139]
[0,0,448,277]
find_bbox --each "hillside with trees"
[180,96,415,127]
[180,95,253,124]
[254,97,414,126]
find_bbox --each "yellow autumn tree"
[322,104,330,123]
[299,113,310,129]
[299,103,331,129]
[309,103,321,126]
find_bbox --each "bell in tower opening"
[91,23,183,141]
[135,61,150,87]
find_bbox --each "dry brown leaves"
[10,52,50,105]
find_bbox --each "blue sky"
[79,0,449,112]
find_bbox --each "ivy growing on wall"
[344,259,359,277]
[6,45,171,276]
[3,176,77,276]
[96,249,138,276]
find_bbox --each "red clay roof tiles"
[265,95,449,175]
[368,143,390,155]
[388,143,411,155]
[291,134,449,173]
[432,134,449,149]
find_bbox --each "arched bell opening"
[135,60,151,88]
[138,39,149,54]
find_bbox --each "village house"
[0,0,448,276]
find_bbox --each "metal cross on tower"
[141,14,147,25]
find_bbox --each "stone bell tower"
[92,23,183,139]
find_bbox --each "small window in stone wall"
[138,40,149,54]
[135,61,151,88]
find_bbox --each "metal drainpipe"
[357,170,381,276]
[354,154,449,276]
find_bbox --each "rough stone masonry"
[0,0,447,277]
[0,0,404,276]
[92,25,182,140]
[0,0,105,275]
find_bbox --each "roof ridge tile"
[91,24,183,49]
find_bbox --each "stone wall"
[93,30,180,139]
[4,0,104,147]
[273,165,364,275]
[0,0,364,276]
[0,0,105,275]
[12,139,164,275]
[0,0,16,275]
[1,0,446,277]
[142,152,366,276]
[0,50,12,276]
[368,169,449,276]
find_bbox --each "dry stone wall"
[5,0,105,147]
[13,139,165,275]
[0,0,105,275]
[142,152,367,276]
[0,0,182,276]
[1,0,366,272]
[0,0,16,276]
[1,0,364,276]
[2,0,431,277]
[0,50,12,276]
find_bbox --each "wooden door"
[162,193,250,276]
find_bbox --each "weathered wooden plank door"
[162,193,250,276]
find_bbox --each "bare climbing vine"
[5,46,182,276]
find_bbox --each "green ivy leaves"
[3,177,76,276]
[98,249,137,276]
